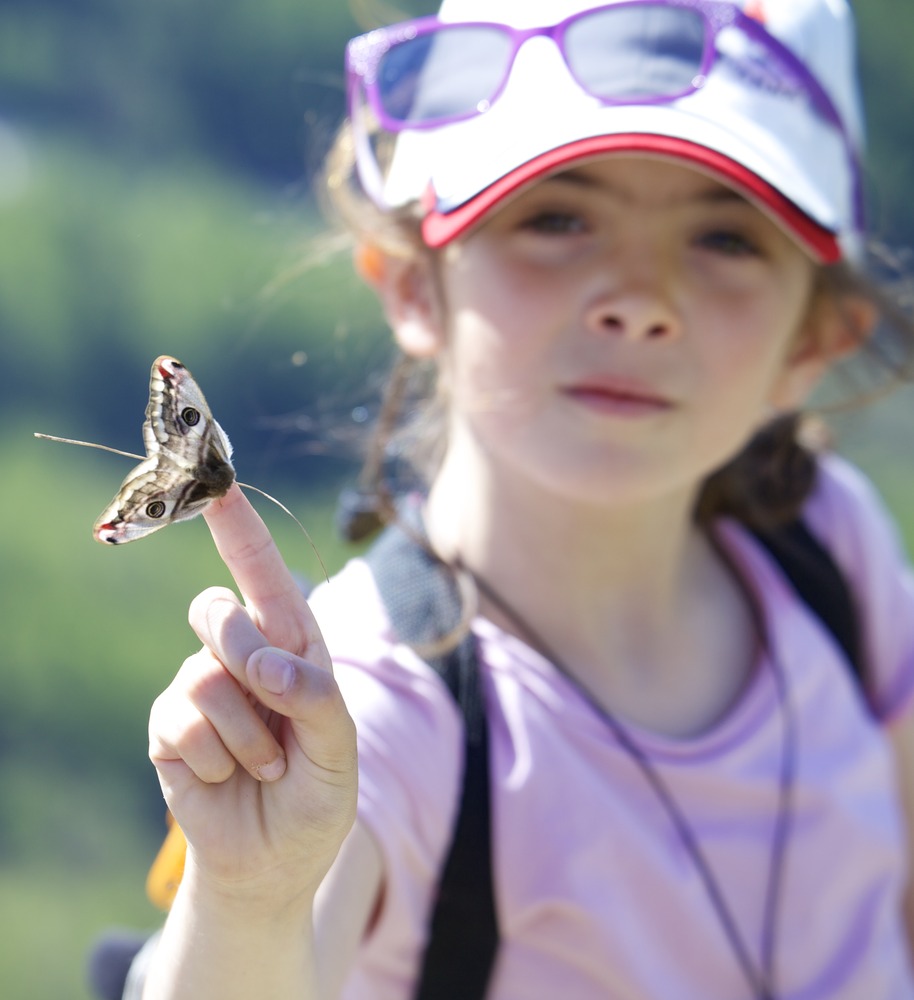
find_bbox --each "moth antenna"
[237,481,330,583]
[33,432,145,462]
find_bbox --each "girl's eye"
[522,211,588,235]
[696,229,760,257]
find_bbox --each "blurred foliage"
[3,0,914,997]
[856,3,914,245]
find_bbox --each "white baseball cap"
[353,0,864,262]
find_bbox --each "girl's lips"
[561,378,674,416]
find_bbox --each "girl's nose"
[584,291,681,341]
[583,249,682,341]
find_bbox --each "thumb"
[246,646,357,773]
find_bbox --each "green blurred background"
[4,1,914,997]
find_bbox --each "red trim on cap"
[421,134,841,263]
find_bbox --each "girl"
[138,1,914,997]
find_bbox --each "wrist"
[144,863,319,1000]
[179,853,321,925]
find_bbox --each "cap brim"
[421,134,841,264]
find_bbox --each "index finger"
[203,484,330,668]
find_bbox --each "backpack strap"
[751,519,865,686]
[363,514,864,1000]
[365,519,498,1000]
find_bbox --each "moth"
[36,356,324,569]
[86,355,236,543]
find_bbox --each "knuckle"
[193,599,268,670]
[304,681,338,720]
[302,633,333,674]
[172,712,238,784]
[303,661,344,706]
[200,755,238,785]
[185,657,239,711]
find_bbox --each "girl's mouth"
[561,377,674,416]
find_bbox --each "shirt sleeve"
[804,455,914,724]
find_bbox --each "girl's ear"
[354,243,445,359]
[768,291,878,411]
[353,243,387,287]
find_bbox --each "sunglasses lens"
[377,25,514,125]
[566,4,707,101]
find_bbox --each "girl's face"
[392,157,844,510]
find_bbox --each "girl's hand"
[148,484,357,909]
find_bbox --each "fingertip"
[204,481,247,520]
[202,483,258,543]
[187,585,241,630]
[253,754,287,782]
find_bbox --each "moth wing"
[143,354,232,470]
[93,456,221,545]
[210,418,233,465]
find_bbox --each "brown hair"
[322,122,914,539]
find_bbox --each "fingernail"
[256,650,294,695]
[255,755,287,782]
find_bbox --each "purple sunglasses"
[345,0,863,225]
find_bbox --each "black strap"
[364,516,864,1000]
[751,520,864,685]
[366,520,499,1000]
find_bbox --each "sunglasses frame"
[345,0,862,226]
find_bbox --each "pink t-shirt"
[310,457,914,999]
